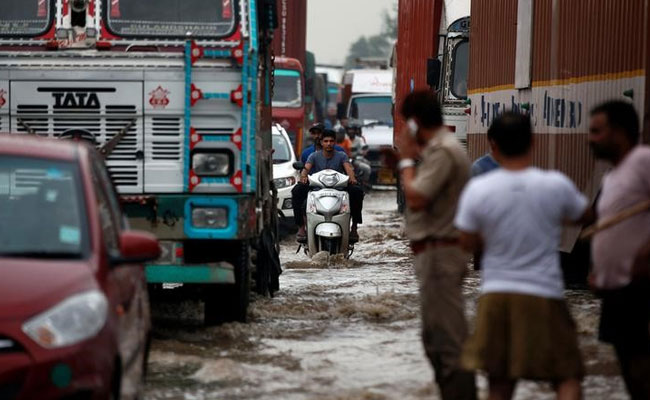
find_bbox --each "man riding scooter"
[292,129,364,243]
[301,123,346,164]
[347,122,371,190]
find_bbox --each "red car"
[0,135,160,400]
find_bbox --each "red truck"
[273,56,306,154]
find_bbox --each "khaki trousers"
[414,246,476,400]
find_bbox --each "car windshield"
[0,156,87,258]
[0,0,52,37]
[272,70,302,108]
[106,0,237,38]
[349,96,393,126]
[272,133,292,164]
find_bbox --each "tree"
[343,6,397,69]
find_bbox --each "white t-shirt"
[454,167,588,299]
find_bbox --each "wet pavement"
[144,191,627,399]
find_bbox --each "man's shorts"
[462,292,584,381]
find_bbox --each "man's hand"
[349,176,358,185]
[300,174,309,184]
[395,125,420,160]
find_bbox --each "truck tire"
[204,241,250,325]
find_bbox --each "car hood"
[273,160,298,180]
[0,258,97,320]
[363,125,394,148]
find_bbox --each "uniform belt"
[410,237,460,255]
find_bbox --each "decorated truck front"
[0,0,280,324]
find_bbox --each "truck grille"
[0,114,8,133]
[147,116,182,161]
[12,105,143,193]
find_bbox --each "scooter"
[304,169,353,258]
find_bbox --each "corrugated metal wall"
[467,0,649,210]
[272,0,307,67]
[468,0,517,91]
[394,0,442,136]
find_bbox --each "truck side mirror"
[427,58,442,90]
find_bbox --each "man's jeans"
[291,182,364,227]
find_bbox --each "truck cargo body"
[0,0,280,324]
[393,0,470,147]
[467,0,650,252]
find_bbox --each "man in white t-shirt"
[454,112,589,400]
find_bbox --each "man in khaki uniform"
[395,90,476,400]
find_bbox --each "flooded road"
[145,191,627,399]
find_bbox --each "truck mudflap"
[146,263,235,284]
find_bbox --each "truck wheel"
[204,241,251,325]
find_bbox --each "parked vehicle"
[0,135,160,400]
[466,0,649,282]
[273,57,307,154]
[272,124,299,225]
[0,0,280,325]
[304,169,353,257]
[341,69,395,185]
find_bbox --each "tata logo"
[52,92,100,109]
[38,87,116,109]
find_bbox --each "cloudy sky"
[307,0,397,66]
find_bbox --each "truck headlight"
[23,290,108,349]
[192,207,228,228]
[273,176,296,189]
[192,153,230,176]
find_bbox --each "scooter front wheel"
[320,237,339,255]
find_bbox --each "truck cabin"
[272,57,305,154]
[0,0,239,48]
[348,95,393,127]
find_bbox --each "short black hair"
[400,90,443,129]
[591,100,639,144]
[321,129,336,140]
[488,112,532,157]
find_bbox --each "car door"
[89,152,149,390]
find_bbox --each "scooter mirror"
[292,161,304,171]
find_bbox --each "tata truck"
[0,0,281,324]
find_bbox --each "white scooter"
[304,169,353,258]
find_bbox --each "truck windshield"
[106,0,237,39]
[0,156,88,259]
[450,40,469,99]
[349,96,393,126]
[0,0,52,37]
[273,69,303,108]
[272,133,292,164]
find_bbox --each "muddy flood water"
[144,191,627,400]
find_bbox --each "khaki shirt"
[405,130,470,241]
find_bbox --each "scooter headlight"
[318,173,339,188]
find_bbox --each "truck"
[393,0,470,209]
[272,56,306,154]
[467,0,649,282]
[0,0,282,324]
[341,69,396,185]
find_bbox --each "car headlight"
[22,290,108,349]
[318,173,339,187]
[192,153,230,176]
[191,207,228,228]
[273,176,296,189]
